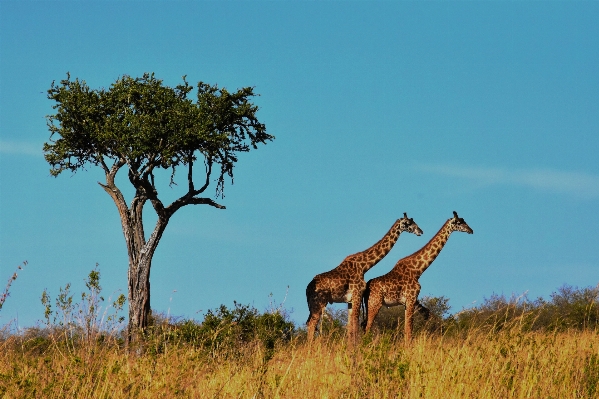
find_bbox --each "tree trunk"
[98,159,223,346]
[100,172,169,345]
[127,253,151,342]
[125,215,169,344]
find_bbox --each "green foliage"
[44,73,273,196]
[19,329,53,356]
[147,302,295,360]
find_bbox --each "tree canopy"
[44,72,273,207]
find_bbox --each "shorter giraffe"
[362,211,473,343]
[306,213,423,343]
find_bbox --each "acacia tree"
[44,73,273,342]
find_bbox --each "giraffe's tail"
[306,279,317,325]
[361,280,372,331]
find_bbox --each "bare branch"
[149,197,168,219]
[188,156,194,193]
[187,197,226,209]
[196,157,213,194]
[165,193,225,218]
[99,158,126,194]
[97,156,110,174]
[141,154,158,182]
[136,175,167,219]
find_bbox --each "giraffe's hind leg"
[364,286,384,334]
[306,288,327,342]
[306,306,325,342]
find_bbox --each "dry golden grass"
[1,328,598,398]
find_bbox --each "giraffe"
[306,213,423,343]
[362,211,473,343]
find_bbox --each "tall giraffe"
[306,213,423,343]
[362,211,473,343]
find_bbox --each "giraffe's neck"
[357,219,402,273]
[408,220,453,277]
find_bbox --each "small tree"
[44,73,273,342]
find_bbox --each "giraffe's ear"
[453,211,458,219]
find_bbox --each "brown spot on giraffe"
[362,211,473,344]
[305,213,423,343]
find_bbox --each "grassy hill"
[1,268,598,398]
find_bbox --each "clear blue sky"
[1,1,598,329]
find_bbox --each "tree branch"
[136,174,167,219]
[122,156,168,220]
[186,197,226,209]
[196,157,213,194]
[188,155,194,193]
[165,195,225,218]
[97,156,110,174]
[97,158,143,265]
[141,154,158,184]
[99,157,125,188]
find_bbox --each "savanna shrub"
[362,285,598,339]
[147,301,295,359]
[446,284,599,335]
[39,265,126,347]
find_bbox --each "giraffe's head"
[399,212,423,236]
[448,211,474,234]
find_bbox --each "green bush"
[147,301,295,360]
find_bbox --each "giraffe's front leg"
[347,301,356,342]
[347,296,363,344]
